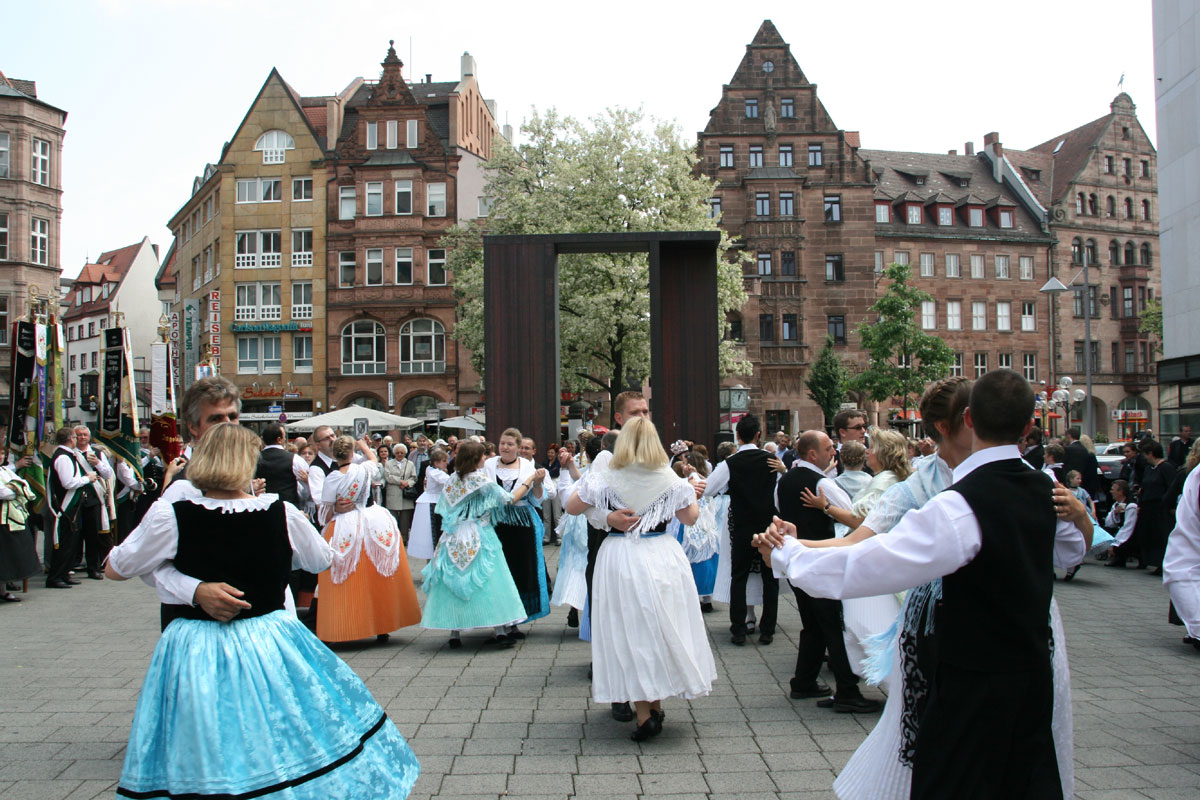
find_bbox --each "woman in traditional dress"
[670,453,721,605]
[408,448,449,561]
[316,435,421,644]
[420,440,531,649]
[551,435,604,628]
[566,417,716,741]
[485,428,555,639]
[0,444,39,603]
[106,423,420,799]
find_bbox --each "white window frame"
[947,301,962,330]
[427,182,447,217]
[946,253,961,278]
[999,209,1014,228]
[407,119,419,148]
[996,301,1011,331]
[906,205,921,224]
[779,145,793,167]
[748,145,763,168]
[341,320,386,375]
[291,229,313,267]
[262,335,282,373]
[259,283,282,320]
[0,132,9,179]
[427,249,447,286]
[254,130,294,164]
[1023,354,1037,382]
[260,178,282,203]
[875,203,889,223]
[919,252,935,277]
[236,179,258,204]
[971,301,987,331]
[968,207,984,227]
[921,300,936,330]
[365,249,384,286]
[339,251,356,287]
[938,207,953,226]
[293,334,313,373]
[237,336,259,373]
[893,251,909,266]
[31,217,48,265]
[974,353,988,378]
[386,120,398,150]
[366,122,378,150]
[339,186,356,220]
[394,180,413,215]
[291,281,313,319]
[995,255,1010,280]
[399,318,446,374]
[234,283,259,321]
[0,212,8,260]
[235,231,258,268]
[1021,302,1036,331]
[970,254,985,279]
[258,230,282,267]
[31,138,50,185]
[1019,256,1034,281]
[292,177,313,202]
[395,248,414,285]
[365,182,384,216]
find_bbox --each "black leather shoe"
[650,708,666,722]
[630,713,662,742]
[816,697,836,708]
[483,634,512,648]
[46,580,73,589]
[833,696,882,713]
[448,637,462,650]
[758,634,773,645]
[700,602,714,613]
[611,702,633,722]
[567,607,579,628]
[507,627,526,640]
[790,682,832,699]
[1,592,21,602]
[730,634,746,646]
[64,577,81,585]
[87,571,104,580]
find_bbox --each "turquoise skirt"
[117,611,419,799]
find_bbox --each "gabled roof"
[218,68,326,166]
[1026,114,1109,204]
[0,69,66,116]
[155,240,177,291]
[64,239,150,321]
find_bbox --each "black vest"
[48,447,80,515]
[724,448,777,537]
[776,464,835,541]
[161,499,292,630]
[77,448,102,508]
[941,459,1056,672]
[256,446,299,506]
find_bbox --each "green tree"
[1139,296,1163,354]
[806,337,850,430]
[851,262,955,416]
[444,108,749,410]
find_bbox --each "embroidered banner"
[7,322,36,452]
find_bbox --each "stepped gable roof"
[1027,114,1110,204]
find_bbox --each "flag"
[150,340,183,461]
[7,321,36,453]
[93,327,143,480]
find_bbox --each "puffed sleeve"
[285,502,333,573]
[106,499,179,579]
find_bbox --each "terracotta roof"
[63,240,146,321]
[844,131,860,149]
[1026,114,1110,204]
[156,240,177,290]
[302,105,327,140]
[1001,149,1054,208]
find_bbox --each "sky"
[4,0,1159,279]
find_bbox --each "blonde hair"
[331,435,356,462]
[187,423,260,492]
[840,440,867,470]
[1185,438,1200,474]
[610,417,668,470]
[869,427,913,481]
[1079,434,1096,455]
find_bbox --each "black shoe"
[730,634,746,646]
[483,634,512,648]
[1,592,21,602]
[1062,565,1081,582]
[816,697,836,708]
[46,580,73,589]
[87,571,104,580]
[376,633,390,644]
[588,662,593,679]
[448,638,462,650]
[567,607,579,628]
[630,714,662,742]
[758,634,773,645]
[833,696,882,713]
[611,702,634,722]
[650,708,665,722]
[1184,636,1200,652]
[507,627,526,640]
[790,682,832,699]
[1105,559,1126,568]
[700,602,714,614]
[64,578,81,585]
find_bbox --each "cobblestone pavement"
[1,551,1198,799]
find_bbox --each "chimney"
[425,74,432,84]
[461,51,476,80]
[502,123,513,141]
[948,149,957,156]
[964,141,974,156]
[984,132,1003,181]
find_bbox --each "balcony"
[1122,371,1154,393]
[1120,317,1142,336]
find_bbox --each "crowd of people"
[5,370,1200,799]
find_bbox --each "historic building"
[1006,94,1161,439]
[62,237,161,424]
[0,70,66,426]
[323,44,497,421]
[697,20,877,433]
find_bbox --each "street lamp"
[1039,276,1069,397]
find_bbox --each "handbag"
[401,464,420,500]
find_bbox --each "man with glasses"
[831,409,869,476]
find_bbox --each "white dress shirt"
[770,445,1088,600]
[1105,502,1139,547]
[702,443,759,498]
[53,449,92,491]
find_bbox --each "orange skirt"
[316,521,422,643]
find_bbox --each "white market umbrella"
[438,414,486,432]
[285,404,422,433]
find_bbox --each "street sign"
[282,392,300,399]
[354,417,369,439]
[268,405,283,413]
[278,413,287,423]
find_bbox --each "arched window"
[1123,197,1133,219]
[1105,196,1116,218]
[401,394,439,420]
[344,394,386,412]
[254,130,295,164]
[1109,240,1121,265]
[1075,193,1084,215]
[1071,238,1083,264]
[1087,194,1097,216]
[1141,243,1152,266]
[341,320,385,375]
[1085,239,1098,265]
[399,319,445,374]
[1142,199,1151,221]
[1125,242,1136,266]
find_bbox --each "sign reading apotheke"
[230,321,314,333]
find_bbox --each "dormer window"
[907,205,922,224]
[999,209,1014,229]
[254,130,295,164]
[914,176,926,185]
[938,207,953,226]
[875,202,890,223]
[958,178,968,188]
[968,207,984,227]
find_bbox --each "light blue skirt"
[421,524,528,631]
[551,513,589,610]
[117,611,419,799]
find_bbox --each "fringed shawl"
[575,463,696,538]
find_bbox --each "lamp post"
[1039,276,1069,400]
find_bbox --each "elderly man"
[73,425,115,579]
[46,427,101,588]
[409,434,431,473]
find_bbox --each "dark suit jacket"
[1023,444,1045,471]
[1063,441,1100,495]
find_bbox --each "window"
[1075,341,1100,372]
[254,130,294,163]
[951,353,964,377]
[995,255,1010,280]
[756,193,771,216]
[998,353,1012,370]
[31,138,50,185]
[728,318,743,341]
[938,207,953,226]
[779,191,794,216]
[366,249,384,285]
[1109,286,1120,318]
[1106,196,1116,218]
[874,251,884,274]
[780,251,796,277]
[257,178,282,202]
[1,297,10,344]
[921,301,936,330]
[824,195,841,222]
[875,203,890,223]
[1076,193,1085,215]
[748,145,763,168]
[780,98,794,118]
[894,250,910,266]
[427,249,447,285]
[31,217,48,265]
[237,179,257,203]
[1125,241,1136,265]
[907,205,922,225]
[757,252,772,276]
[292,177,313,201]
[919,253,934,277]
[1071,238,1083,264]
[1142,199,1151,221]
[1105,155,1114,174]
[1141,160,1150,177]
[237,336,259,373]
[293,334,313,373]
[203,246,214,283]
[999,209,1014,228]
[1021,302,1036,331]
[342,320,386,375]
[91,352,97,368]
[395,248,414,284]
[235,231,257,268]
[1124,197,1133,219]
[427,182,447,217]
[386,120,398,150]
[997,301,1011,331]
[0,132,8,178]
[478,197,494,217]
[707,197,722,219]
[395,180,413,215]
[970,254,985,279]
[972,301,987,331]
[259,231,281,266]
[407,119,419,148]
[946,253,961,278]
[974,353,988,378]
[400,319,446,373]
[366,121,378,150]
[1073,285,1100,318]
[339,251,356,287]
[745,99,759,118]
[808,143,823,166]
[779,145,793,167]
[234,283,270,321]
[339,186,356,220]
[260,283,282,320]
[719,145,734,168]
[1123,286,1135,318]
[825,254,845,282]
[366,182,384,216]
[1123,157,1132,177]
[1019,256,1034,281]
[70,354,76,371]
[968,207,983,227]
[291,229,313,267]
[759,314,775,342]
[292,282,313,319]
[1110,240,1122,265]
[782,314,798,341]
[1088,194,1097,215]
[0,213,7,260]
[1125,344,1136,372]
[1141,242,1152,265]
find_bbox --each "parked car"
[1095,441,1131,515]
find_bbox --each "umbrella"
[438,414,486,432]
[284,404,423,433]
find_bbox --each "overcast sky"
[5,0,1158,278]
